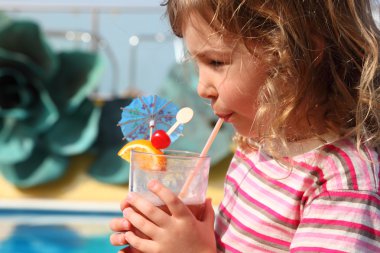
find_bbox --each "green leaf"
[0,145,68,188]
[0,118,35,164]
[0,12,11,35]
[0,20,57,77]
[0,73,31,119]
[0,49,59,131]
[25,80,59,133]
[44,99,101,156]
[48,51,103,112]
[88,146,130,184]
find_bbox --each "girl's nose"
[197,75,218,100]
[197,81,218,100]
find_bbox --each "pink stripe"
[302,218,380,237]
[225,175,300,226]
[302,152,343,189]
[295,232,380,252]
[363,145,380,194]
[318,191,380,206]
[230,160,240,169]
[325,144,359,190]
[310,203,378,220]
[221,206,291,247]
[232,198,295,238]
[230,160,252,179]
[221,174,239,207]
[258,152,316,188]
[343,139,373,189]
[217,187,294,238]
[378,151,380,195]
[215,225,249,253]
[215,215,227,231]
[242,168,299,211]
[215,232,240,253]
[289,158,327,192]
[216,228,275,252]
[221,243,241,253]
[236,151,303,198]
[291,247,346,253]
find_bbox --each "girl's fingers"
[203,198,215,224]
[110,232,129,246]
[124,207,161,239]
[117,248,127,253]
[117,246,142,253]
[117,248,130,253]
[109,217,131,232]
[124,231,158,253]
[147,179,192,219]
[125,192,168,227]
[120,197,130,211]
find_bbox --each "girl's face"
[182,14,268,137]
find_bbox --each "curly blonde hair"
[163,0,380,152]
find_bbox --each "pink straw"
[179,118,224,198]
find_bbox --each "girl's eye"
[210,60,224,68]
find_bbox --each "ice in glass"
[129,150,211,219]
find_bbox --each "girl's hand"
[109,199,146,253]
[123,179,216,253]
[109,199,133,249]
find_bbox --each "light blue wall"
[0,0,235,164]
[2,0,178,98]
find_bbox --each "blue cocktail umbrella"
[118,95,183,142]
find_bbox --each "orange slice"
[118,139,166,171]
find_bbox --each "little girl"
[110,0,380,252]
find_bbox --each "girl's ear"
[311,33,325,65]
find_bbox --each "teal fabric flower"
[0,19,103,188]
[88,98,132,185]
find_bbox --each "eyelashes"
[209,60,225,68]
[184,51,226,69]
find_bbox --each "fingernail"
[126,192,135,202]
[123,208,131,217]
[118,233,125,244]
[148,179,159,191]
[122,219,129,229]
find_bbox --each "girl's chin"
[232,123,258,138]
[233,127,253,138]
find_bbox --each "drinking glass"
[129,150,211,219]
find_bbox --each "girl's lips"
[216,113,233,122]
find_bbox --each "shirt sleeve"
[290,190,380,252]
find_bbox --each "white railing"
[0,0,163,13]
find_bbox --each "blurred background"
[0,0,234,252]
[2,1,379,252]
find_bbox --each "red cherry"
[151,130,171,149]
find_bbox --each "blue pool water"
[0,205,125,253]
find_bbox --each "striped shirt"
[215,138,380,252]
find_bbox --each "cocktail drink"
[117,96,223,246]
[129,150,211,220]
